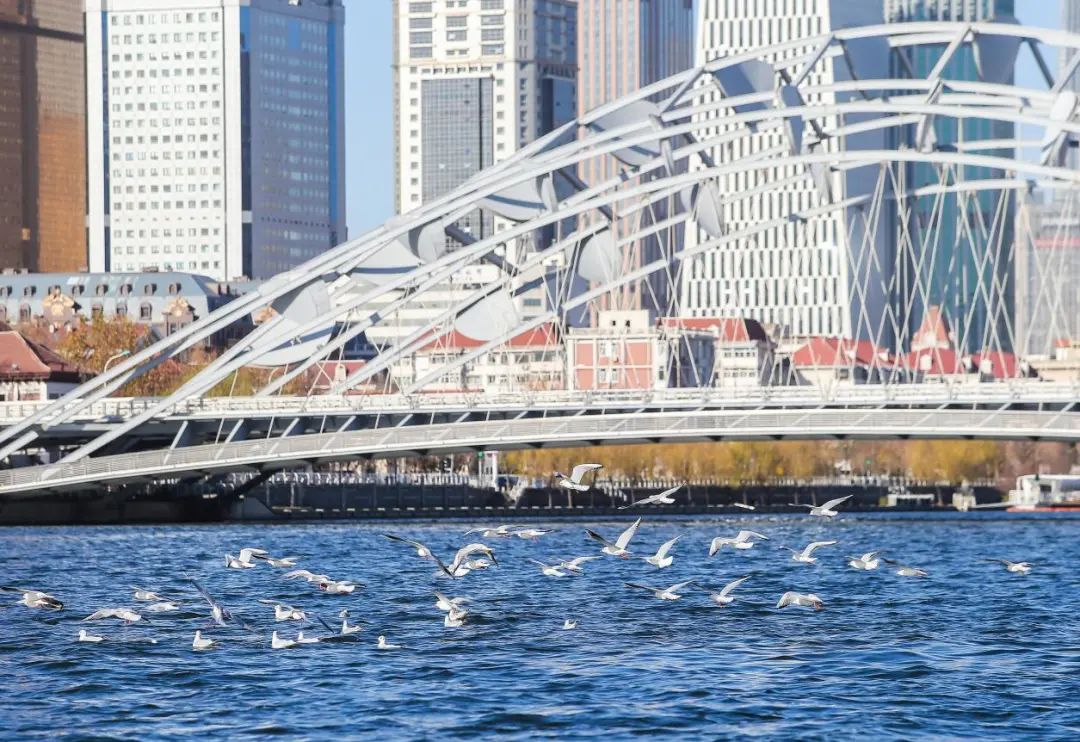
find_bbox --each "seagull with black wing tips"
[643,535,680,569]
[555,463,603,492]
[705,576,751,607]
[433,592,468,613]
[624,579,695,601]
[0,586,63,610]
[382,533,437,561]
[585,517,641,558]
[796,495,852,518]
[464,524,513,539]
[283,569,332,583]
[782,540,838,564]
[258,600,307,622]
[190,578,251,629]
[620,485,682,509]
[225,547,268,569]
[513,527,554,540]
[433,543,498,579]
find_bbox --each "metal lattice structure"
[1,21,1078,495]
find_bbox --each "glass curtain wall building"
[0,0,87,272]
[884,0,1017,354]
[85,0,346,281]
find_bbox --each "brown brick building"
[0,0,86,272]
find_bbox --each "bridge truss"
[1,22,1079,495]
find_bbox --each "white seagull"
[84,608,144,623]
[558,556,600,574]
[319,580,358,595]
[986,559,1033,575]
[709,530,768,556]
[562,619,577,630]
[77,629,104,643]
[513,528,554,540]
[624,579,695,601]
[225,548,268,569]
[144,601,181,613]
[271,631,296,649]
[848,551,882,570]
[341,619,362,636]
[295,632,320,645]
[585,517,641,558]
[259,555,301,569]
[434,591,468,613]
[1,586,63,610]
[464,525,513,539]
[798,495,852,518]
[259,600,307,622]
[643,535,680,569]
[777,591,824,610]
[443,608,467,628]
[555,463,603,492]
[620,485,682,509]
[528,559,567,577]
[131,587,167,602]
[731,502,756,511]
[784,540,838,564]
[885,559,928,577]
[377,635,402,650]
[435,543,498,579]
[383,534,436,560]
[283,569,332,583]
[192,631,214,650]
[191,579,249,629]
[705,576,751,607]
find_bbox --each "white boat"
[1007,474,1080,512]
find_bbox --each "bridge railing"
[0,407,1076,495]
[0,380,1076,425]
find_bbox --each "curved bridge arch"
[0,21,1078,494]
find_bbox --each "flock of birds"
[1,464,1036,652]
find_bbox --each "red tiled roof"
[420,323,559,352]
[904,348,970,375]
[791,336,894,368]
[0,330,87,382]
[970,351,1022,379]
[911,306,952,351]
[659,316,769,342]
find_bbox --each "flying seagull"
[190,579,251,629]
[624,579,695,601]
[555,464,603,492]
[783,540,838,564]
[0,587,63,610]
[705,576,751,607]
[225,548,268,569]
[528,559,568,577]
[643,535,680,569]
[884,559,928,577]
[558,556,600,574]
[620,485,682,509]
[84,608,145,624]
[777,591,824,610]
[709,530,768,556]
[848,551,882,570]
[382,534,436,561]
[985,559,1032,575]
[585,517,641,558]
[797,495,852,518]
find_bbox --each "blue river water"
[1,513,1078,740]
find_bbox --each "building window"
[140,303,153,321]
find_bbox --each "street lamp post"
[104,349,132,373]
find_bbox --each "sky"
[342,0,1064,239]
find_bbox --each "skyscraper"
[85,0,346,281]
[577,0,694,315]
[884,0,1017,354]
[681,0,889,340]
[0,0,87,272]
[392,0,577,228]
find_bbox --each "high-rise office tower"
[884,0,1016,354]
[85,0,346,281]
[680,0,888,340]
[392,0,577,232]
[1060,0,1080,170]
[0,0,87,272]
[577,0,694,316]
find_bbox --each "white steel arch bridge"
[1,21,1079,497]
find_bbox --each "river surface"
[1,513,1077,740]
